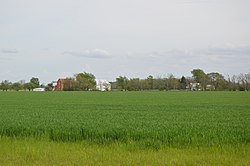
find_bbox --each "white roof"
[33,88,45,91]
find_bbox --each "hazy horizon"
[1,0,250,84]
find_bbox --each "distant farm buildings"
[54,79,65,91]
[33,88,45,92]
[186,83,215,91]
[96,80,111,91]
[53,78,111,91]
[187,83,201,91]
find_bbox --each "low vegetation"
[1,137,249,165]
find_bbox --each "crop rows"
[0,91,249,148]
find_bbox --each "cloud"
[63,49,111,59]
[204,46,250,56]
[1,49,19,54]
[0,49,18,60]
[144,45,250,59]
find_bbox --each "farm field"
[0,91,249,165]
[0,137,249,165]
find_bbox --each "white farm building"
[33,88,45,92]
[96,80,111,91]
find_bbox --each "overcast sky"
[0,0,250,84]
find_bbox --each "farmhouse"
[187,83,201,91]
[96,80,111,91]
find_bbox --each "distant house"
[33,88,45,92]
[55,79,65,91]
[187,83,201,91]
[96,80,111,91]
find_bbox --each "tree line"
[0,77,40,91]
[113,69,250,91]
[0,69,250,91]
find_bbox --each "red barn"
[55,79,65,91]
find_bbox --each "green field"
[0,91,249,165]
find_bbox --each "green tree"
[12,82,22,91]
[207,72,226,90]
[147,75,154,90]
[153,76,165,90]
[166,74,179,90]
[76,72,96,90]
[140,79,148,90]
[0,80,12,91]
[191,69,206,82]
[237,73,249,91]
[127,78,141,91]
[30,77,39,88]
[180,76,187,90]
[24,82,34,91]
[116,76,128,91]
[227,75,238,91]
[191,69,208,91]
[63,78,77,91]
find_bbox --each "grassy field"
[0,91,249,164]
[0,137,249,165]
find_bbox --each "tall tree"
[230,75,238,91]
[140,79,148,90]
[24,82,34,91]
[237,73,249,91]
[191,69,208,91]
[207,72,225,90]
[153,76,165,90]
[147,75,154,90]
[180,76,187,90]
[63,78,77,91]
[116,76,128,91]
[127,78,141,91]
[191,69,206,82]
[76,72,96,90]
[166,74,179,90]
[12,82,22,91]
[0,80,12,91]
[30,77,40,88]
